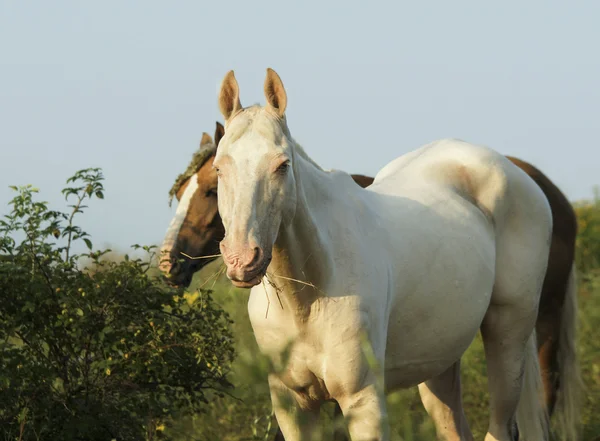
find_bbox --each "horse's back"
[371,139,552,232]
[387,139,555,306]
[371,138,508,196]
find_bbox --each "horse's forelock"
[168,144,217,206]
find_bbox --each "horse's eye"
[205,188,218,198]
[276,161,290,174]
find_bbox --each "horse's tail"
[554,263,584,441]
[516,328,550,441]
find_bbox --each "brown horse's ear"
[264,68,287,118]
[214,121,225,147]
[219,70,242,122]
[200,132,213,147]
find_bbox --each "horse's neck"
[269,150,355,312]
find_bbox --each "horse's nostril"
[249,247,262,266]
[220,242,264,269]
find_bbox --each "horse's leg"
[272,402,349,441]
[480,224,553,441]
[535,302,561,415]
[480,228,550,441]
[332,403,349,441]
[336,375,389,441]
[480,304,538,441]
[417,360,474,441]
[268,374,320,441]
[273,427,285,441]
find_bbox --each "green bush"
[574,189,600,277]
[0,169,234,441]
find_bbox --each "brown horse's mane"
[168,143,217,206]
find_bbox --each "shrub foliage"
[0,169,234,441]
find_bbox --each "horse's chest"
[277,341,332,402]
[247,297,350,403]
[255,326,332,403]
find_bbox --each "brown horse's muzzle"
[160,249,211,288]
[162,259,194,287]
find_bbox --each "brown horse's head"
[159,122,226,287]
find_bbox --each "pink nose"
[220,242,263,270]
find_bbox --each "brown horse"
[160,123,582,441]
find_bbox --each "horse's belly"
[384,227,495,390]
[384,305,486,390]
[383,319,481,390]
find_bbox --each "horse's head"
[160,122,226,287]
[214,68,296,288]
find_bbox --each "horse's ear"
[214,121,225,147]
[264,68,287,118]
[219,70,242,122]
[200,132,213,147]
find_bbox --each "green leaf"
[52,377,65,393]
[83,238,93,250]
[95,191,104,199]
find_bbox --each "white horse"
[213,68,551,441]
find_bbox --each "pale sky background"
[1,1,598,254]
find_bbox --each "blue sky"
[1,1,598,253]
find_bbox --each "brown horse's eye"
[205,188,218,198]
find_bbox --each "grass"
[166,257,600,441]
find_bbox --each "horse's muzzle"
[226,258,271,288]
[160,253,202,288]
[220,240,272,288]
